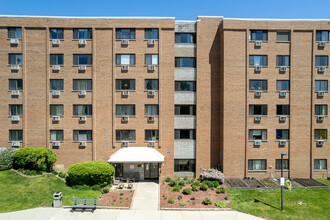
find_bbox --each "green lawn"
[315,178,330,186]
[0,170,100,213]
[228,185,330,220]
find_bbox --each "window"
[50,105,63,116]
[315,105,327,116]
[50,130,63,141]
[73,130,92,141]
[145,105,159,116]
[174,159,196,172]
[116,54,135,65]
[276,129,290,140]
[116,105,135,116]
[249,80,267,91]
[314,129,327,140]
[73,29,92,39]
[249,30,268,41]
[145,79,159,90]
[277,105,290,115]
[9,105,22,116]
[249,55,267,66]
[314,159,327,170]
[276,80,290,91]
[116,28,135,39]
[175,129,196,140]
[277,56,290,66]
[116,130,135,141]
[175,105,196,116]
[315,56,328,67]
[275,159,289,170]
[145,29,158,39]
[145,130,159,141]
[8,27,22,39]
[9,79,22,90]
[175,33,196,43]
[316,30,329,42]
[175,57,196,68]
[145,54,159,65]
[315,80,328,91]
[50,28,64,39]
[9,130,23,141]
[248,129,267,140]
[73,54,92,65]
[248,159,267,171]
[116,79,135,90]
[73,79,92,91]
[73,105,92,116]
[175,81,196,91]
[249,105,267,116]
[277,31,290,42]
[50,79,63,91]
[50,54,64,65]
[9,54,22,65]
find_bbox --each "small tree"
[0,148,17,170]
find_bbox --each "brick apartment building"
[0,15,329,180]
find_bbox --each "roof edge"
[0,15,175,20]
[224,17,330,21]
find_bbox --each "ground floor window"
[314,159,327,170]
[248,159,267,171]
[114,163,123,177]
[275,159,289,170]
[174,159,195,172]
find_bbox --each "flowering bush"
[0,148,17,171]
[200,168,225,184]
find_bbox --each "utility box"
[53,192,62,208]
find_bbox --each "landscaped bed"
[98,190,134,208]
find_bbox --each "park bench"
[71,198,97,212]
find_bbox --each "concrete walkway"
[0,208,264,220]
[131,181,159,210]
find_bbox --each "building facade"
[0,15,329,180]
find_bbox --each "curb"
[160,208,232,211]
[63,206,130,210]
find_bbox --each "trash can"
[53,192,62,208]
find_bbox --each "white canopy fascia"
[108,147,164,163]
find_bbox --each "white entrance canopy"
[108,147,165,163]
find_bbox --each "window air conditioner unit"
[79,90,86,96]
[279,91,287,97]
[279,140,287,146]
[52,116,60,122]
[11,90,20,96]
[121,40,129,45]
[10,38,19,44]
[317,140,324,146]
[52,90,60,96]
[318,67,326,73]
[254,66,262,72]
[79,116,87,122]
[254,140,262,146]
[11,116,20,122]
[280,66,287,72]
[279,116,287,122]
[52,141,60,147]
[122,116,129,122]
[254,91,262,97]
[255,41,262,46]
[79,39,86,45]
[12,141,20,147]
[317,91,325,97]
[319,42,326,47]
[148,39,155,45]
[148,141,155,147]
[80,141,87,147]
[11,65,19,70]
[148,116,155,122]
[52,65,60,71]
[317,116,325,122]
[254,116,261,122]
[79,65,86,71]
[121,65,129,71]
[122,91,129,96]
[122,141,129,147]
[148,90,155,96]
[148,65,155,71]
[52,39,60,45]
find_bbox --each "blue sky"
[1,0,330,20]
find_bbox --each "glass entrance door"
[144,163,159,179]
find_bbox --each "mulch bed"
[243,179,265,188]
[160,181,230,208]
[294,178,328,187]
[225,178,248,188]
[98,190,134,208]
[258,178,280,188]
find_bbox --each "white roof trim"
[175,20,196,23]
[198,16,224,18]
[0,15,175,20]
[108,147,164,163]
[224,18,330,21]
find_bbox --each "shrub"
[165,177,171,182]
[183,176,188,181]
[172,185,181,192]
[190,196,195,200]
[178,195,182,200]
[202,197,213,205]
[72,184,91,191]
[66,161,115,186]
[200,168,225,184]
[52,170,58,175]
[216,186,225,194]
[168,198,174,204]
[215,201,226,208]
[182,188,192,195]
[120,193,124,196]
[169,180,177,187]
[191,181,200,187]
[13,148,57,172]
[202,180,214,188]
[200,183,208,191]
[58,172,67,178]
[197,177,202,182]
[192,186,199,191]
[36,170,43,175]
[101,187,109,194]
[120,197,123,200]
[178,181,185,187]
[212,181,220,188]
[23,169,31,175]
[179,202,185,206]
[0,148,16,171]
[224,196,228,201]
[91,185,101,191]
[30,170,37,175]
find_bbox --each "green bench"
[71,198,97,212]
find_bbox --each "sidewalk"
[131,181,159,210]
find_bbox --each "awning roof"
[108,147,165,163]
